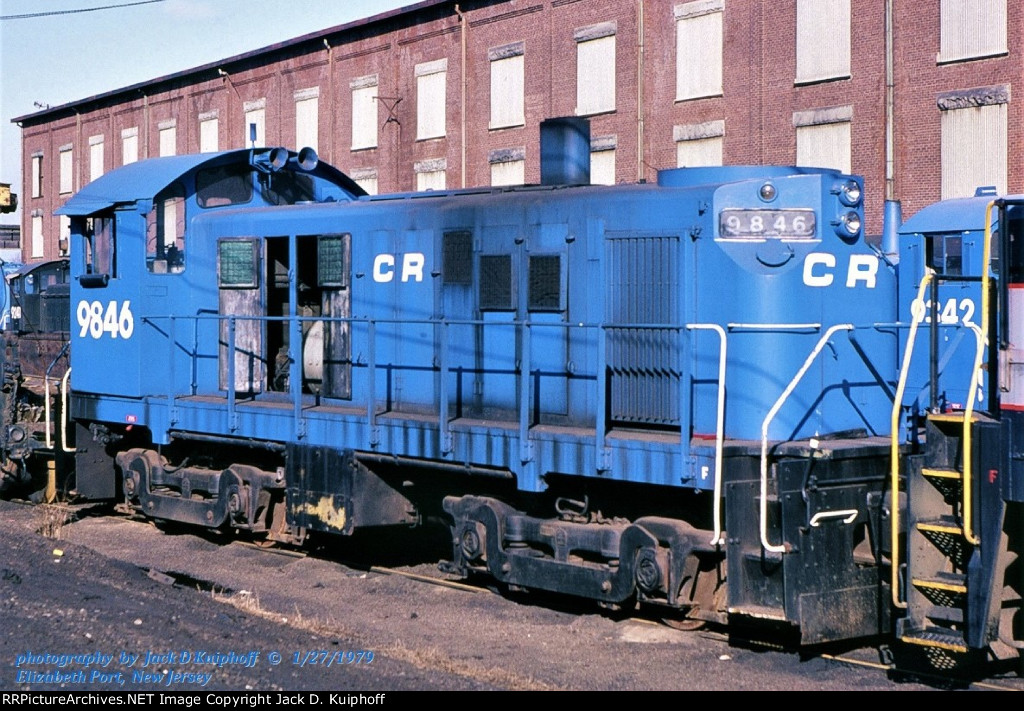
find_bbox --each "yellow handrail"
[960,200,996,546]
[889,271,934,608]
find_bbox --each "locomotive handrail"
[60,368,74,454]
[43,341,70,451]
[686,323,727,546]
[889,270,934,609]
[960,199,997,547]
[727,323,822,331]
[760,323,854,554]
[961,322,986,546]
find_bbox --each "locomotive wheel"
[661,609,706,631]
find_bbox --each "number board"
[719,209,816,240]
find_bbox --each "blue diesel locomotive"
[40,118,1024,668]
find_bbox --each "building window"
[351,168,378,196]
[199,112,219,153]
[416,60,447,140]
[796,0,850,84]
[590,135,616,185]
[939,0,1007,63]
[489,43,524,129]
[675,120,725,167]
[59,216,71,254]
[244,99,266,147]
[939,86,1008,198]
[794,106,852,174]
[295,88,319,152]
[59,145,73,195]
[31,214,43,259]
[158,120,177,157]
[122,127,138,165]
[351,75,379,150]
[89,136,104,182]
[676,1,723,100]
[490,147,525,186]
[415,159,447,191]
[575,23,616,116]
[30,153,43,198]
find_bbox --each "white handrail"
[61,368,75,454]
[44,375,53,450]
[687,323,727,546]
[760,324,854,553]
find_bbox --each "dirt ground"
[1,499,1018,692]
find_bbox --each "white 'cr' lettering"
[802,252,879,289]
[373,252,426,283]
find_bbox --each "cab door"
[70,209,144,397]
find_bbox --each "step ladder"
[900,412,979,653]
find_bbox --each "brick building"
[12,0,1020,263]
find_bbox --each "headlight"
[833,210,862,240]
[834,179,862,207]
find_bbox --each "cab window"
[146,183,186,274]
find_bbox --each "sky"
[0,0,409,223]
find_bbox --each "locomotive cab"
[59,147,363,406]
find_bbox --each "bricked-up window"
[31,214,43,258]
[59,146,73,195]
[676,0,723,100]
[158,121,176,157]
[590,135,616,185]
[244,100,266,147]
[415,159,446,191]
[89,136,104,182]
[350,168,378,196]
[199,113,219,153]
[122,127,138,165]
[676,120,725,167]
[442,231,473,285]
[939,0,1007,63]
[940,87,1008,199]
[30,153,43,198]
[295,88,319,152]
[795,0,850,84]
[575,23,616,116]
[59,216,71,253]
[416,59,447,140]
[479,255,514,311]
[490,43,524,129]
[794,106,852,174]
[528,255,563,311]
[351,75,378,150]
[490,147,525,187]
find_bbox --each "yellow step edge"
[921,467,961,480]
[917,522,964,536]
[899,635,968,653]
[928,412,979,423]
[911,578,967,594]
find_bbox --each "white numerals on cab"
[910,297,976,326]
[77,300,135,339]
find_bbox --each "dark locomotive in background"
[1,118,1022,677]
